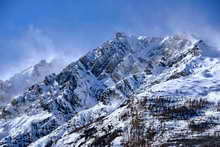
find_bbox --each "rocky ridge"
[1,33,220,146]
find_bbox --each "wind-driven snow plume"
[0,25,83,81]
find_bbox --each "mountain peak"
[0,58,68,106]
[1,33,219,146]
[115,32,127,40]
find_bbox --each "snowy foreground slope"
[1,33,220,146]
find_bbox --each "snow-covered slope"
[0,59,67,106]
[1,33,220,146]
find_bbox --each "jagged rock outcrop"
[1,33,220,146]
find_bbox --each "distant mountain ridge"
[1,33,220,146]
[0,59,67,106]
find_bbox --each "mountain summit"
[1,33,220,146]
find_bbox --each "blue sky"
[0,0,220,80]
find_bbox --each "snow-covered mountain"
[1,33,220,146]
[0,59,67,106]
